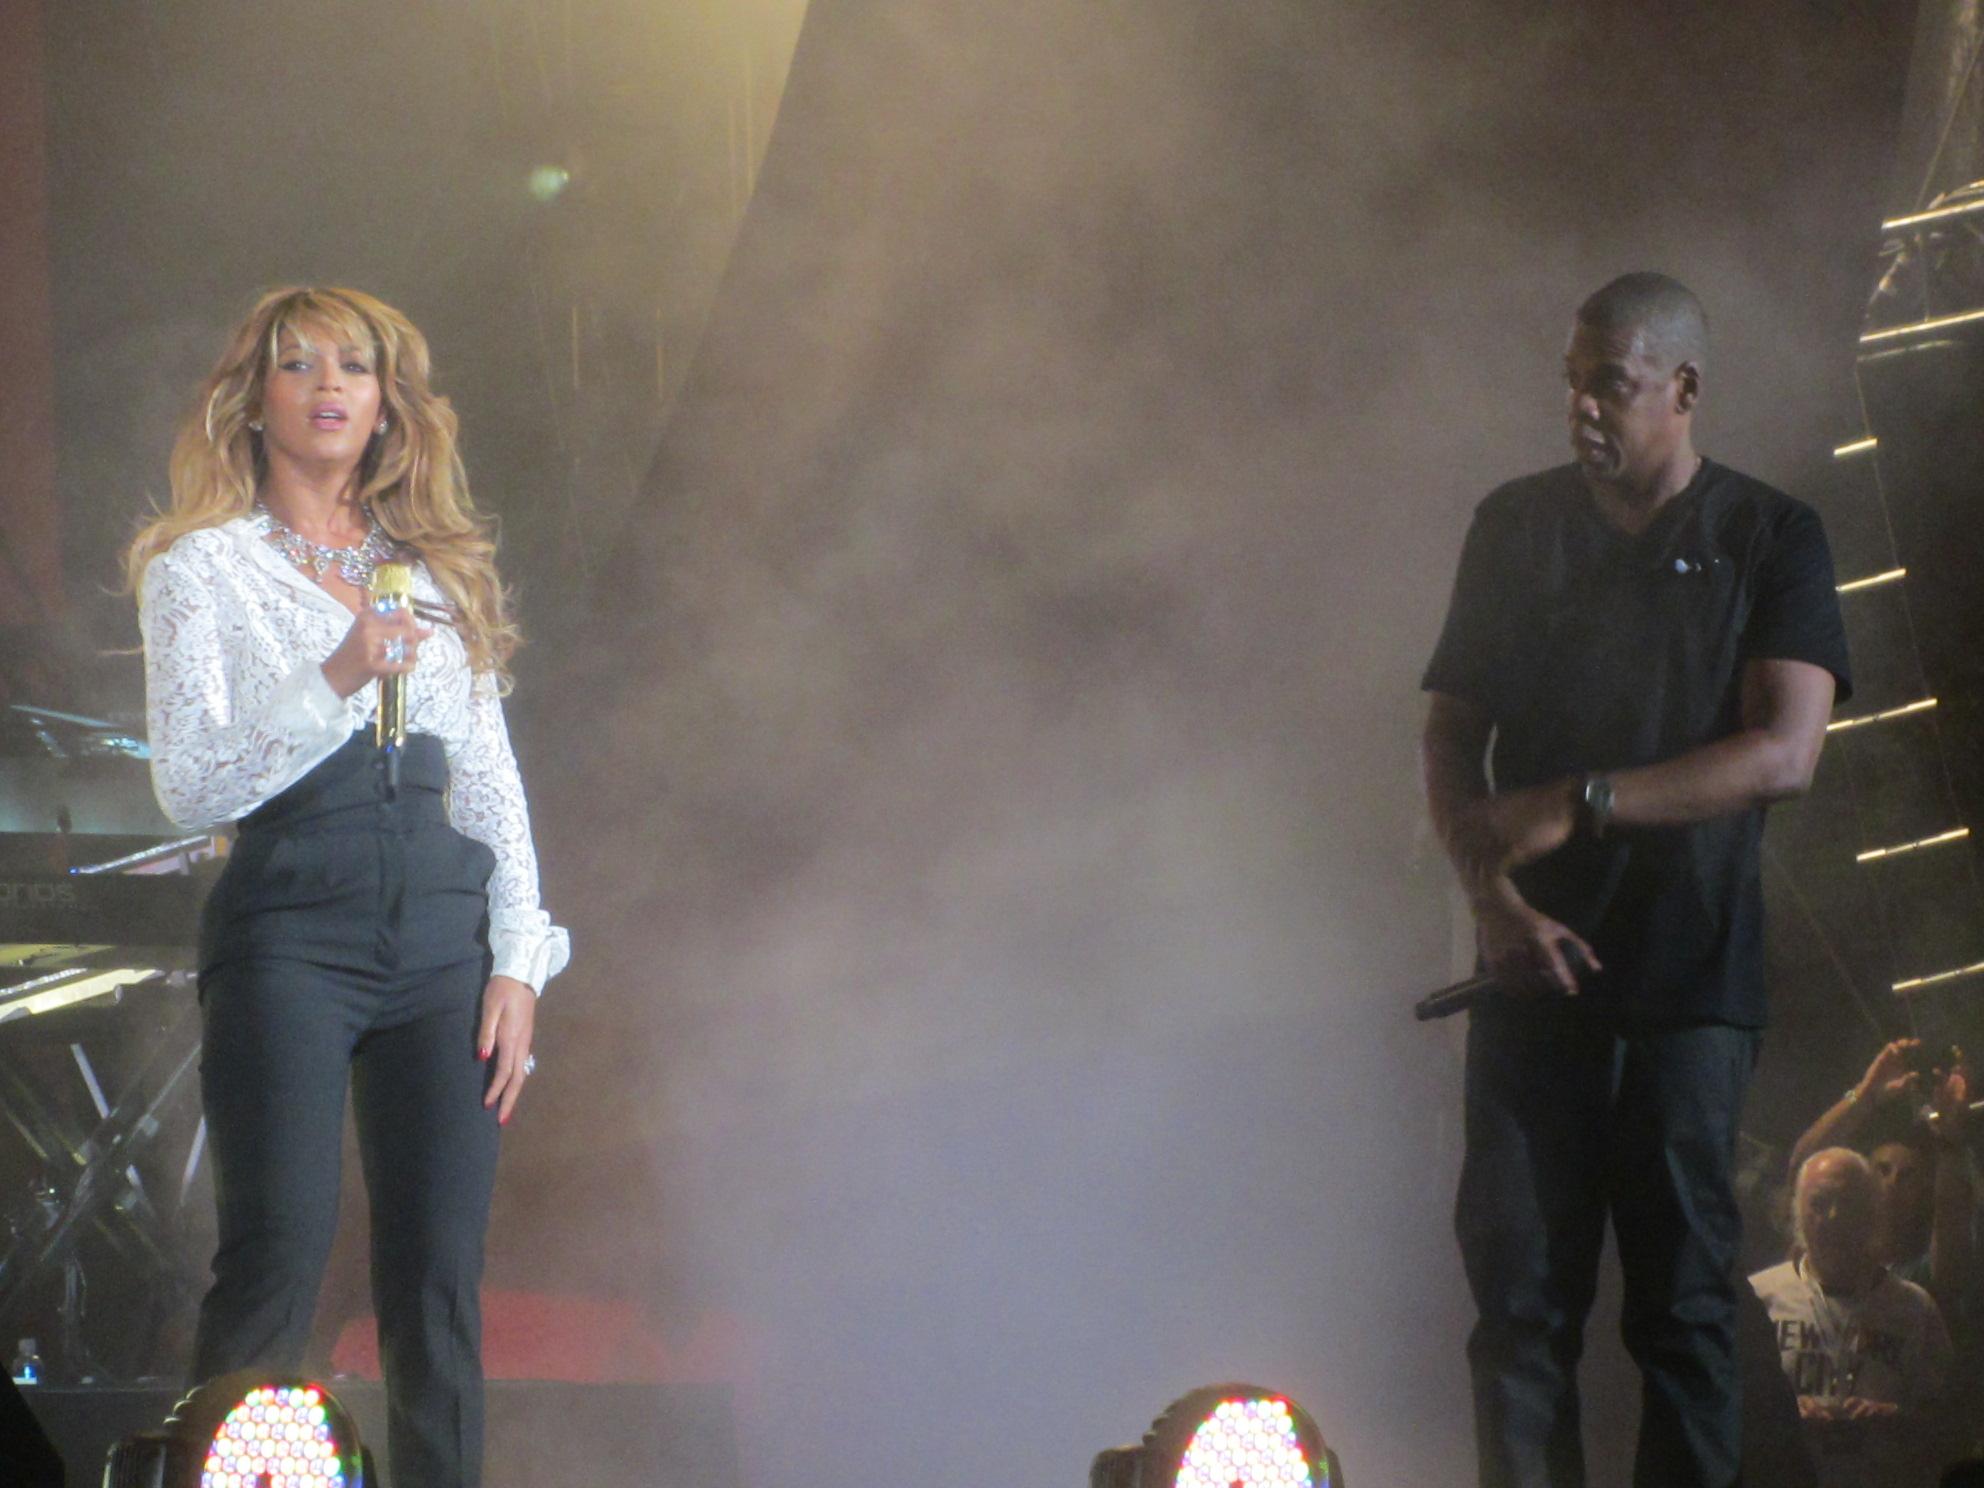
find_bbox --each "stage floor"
[26,1378,739,1488]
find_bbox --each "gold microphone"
[369,563,414,771]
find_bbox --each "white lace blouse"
[138,513,570,993]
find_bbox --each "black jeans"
[1458,996,1761,1488]
[192,733,499,1488]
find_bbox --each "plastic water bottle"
[9,1337,42,1385]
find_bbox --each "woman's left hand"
[479,975,537,1125]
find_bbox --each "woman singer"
[126,285,569,1488]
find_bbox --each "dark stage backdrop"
[20,2,1921,1485]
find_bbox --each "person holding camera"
[1787,1040,1974,1323]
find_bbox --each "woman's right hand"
[1855,1038,1924,1108]
[320,604,432,700]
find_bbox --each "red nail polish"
[499,1113,510,1126]
[479,1046,491,1060]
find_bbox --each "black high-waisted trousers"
[191,732,499,1488]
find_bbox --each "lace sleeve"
[445,670,571,993]
[139,539,353,830]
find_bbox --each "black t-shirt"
[1421,459,1852,1027]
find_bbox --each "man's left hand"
[478,974,537,1126]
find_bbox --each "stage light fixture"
[102,1370,372,1488]
[1091,1382,1344,1488]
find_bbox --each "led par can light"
[1091,1383,1344,1488]
[102,1371,371,1488]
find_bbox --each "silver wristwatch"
[1580,773,1616,839]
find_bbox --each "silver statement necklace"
[255,501,399,588]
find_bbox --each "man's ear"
[1674,361,1702,414]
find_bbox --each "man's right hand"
[1473,878,1601,998]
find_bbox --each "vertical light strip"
[1855,826,1970,863]
[1883,199,1984,231]
[1836,567,1906,594]
[1827,697,1938,733]
[1860,306,1984,345]
[1894,960,1984,996]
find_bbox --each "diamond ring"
[384,637,405,665]
[522,1054,537,1076]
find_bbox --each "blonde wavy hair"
[125,286,519,682]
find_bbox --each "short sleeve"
[1421,500,1523,715]
[1742,501,1853,704]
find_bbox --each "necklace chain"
[1800,1257,1866,1397]
[254,501,399,589]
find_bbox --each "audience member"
[1787,1040,1974,1322]
[1751,1148,1953,1487]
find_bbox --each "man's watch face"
[1582,774,1615,821]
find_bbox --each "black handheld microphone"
[1413,944,1596,1021]
[1413,969,1500,1022]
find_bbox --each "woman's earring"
[376,419,388,435]
[248,419,263,432]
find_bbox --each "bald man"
[1751,1150,1952,1487]
[1422,273,1853,1488]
